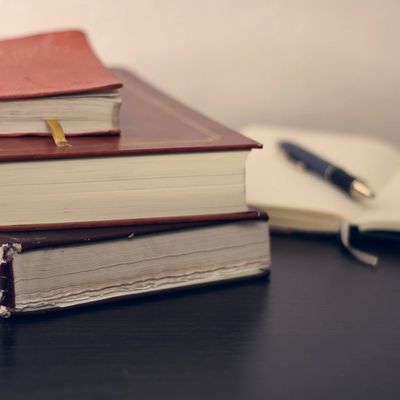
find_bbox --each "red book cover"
[0,30,122,100]
[0,69,261,162]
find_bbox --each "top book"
[0,30,122,135]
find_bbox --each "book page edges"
[352,168,400,232]
[250,204,342,233]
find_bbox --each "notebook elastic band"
[340,223,378,267]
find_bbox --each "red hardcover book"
[0,30,121,100]
[0,69,261,230]
[0,30,122,135]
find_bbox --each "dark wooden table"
[0,234,399,400]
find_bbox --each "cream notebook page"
[242,125,400,233]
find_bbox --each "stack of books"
[0,31,270,317]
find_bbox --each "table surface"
[0,234,399,400]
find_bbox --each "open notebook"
[242,125,400,264]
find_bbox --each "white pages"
[243,125,400,234]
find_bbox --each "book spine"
[0,243,20,318]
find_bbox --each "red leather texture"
[0,69,261,161]
[0,30,122,100]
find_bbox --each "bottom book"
[0,213,270,317]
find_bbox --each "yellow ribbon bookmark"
[46,120,71,148]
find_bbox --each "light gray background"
[1,0,399,143]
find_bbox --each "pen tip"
[351,179,375,200]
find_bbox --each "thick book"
[0,212,270,317]
[0,69,260,230]
[0,30,122,135]
[243,125,400,241]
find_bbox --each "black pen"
[279,141,375,200]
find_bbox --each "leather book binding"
[0,212,268,315]
[0,211,264,250]
[0,69,260,161]
[0,30,122,100]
